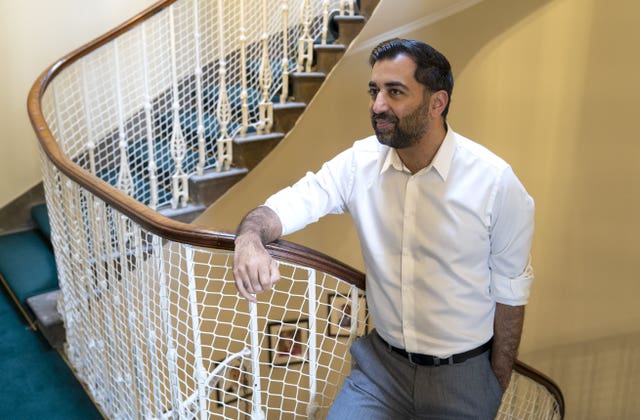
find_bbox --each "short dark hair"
[369,38,454,118]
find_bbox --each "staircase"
[0,204,62,347]
[5,0,378,354]
[158,2,378,223]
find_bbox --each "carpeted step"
[26,289,64,349]
[30,203,51,242]
[0,229,59,327]
[0,288,101,418]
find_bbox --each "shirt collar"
[379,124,456,181]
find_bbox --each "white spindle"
[80,61,96,175]
[215,0,233,171]
[321,0,330,45]
[257,0,274,134]
[249,300,266,420]
[306,269,319,419]
[89,198,117,409]
[103,211,127,417]
[193,0,206,176]
[169,7,189,208]
[57,180,79,375]
[139,232,162,416]
[51,83,66,155]
[280,0,290,104]
[140,23,159,209]
[117,215,138,417]
[340,0,355,16]
[297,0,314,72]
[239,0,250,136]
[185,245,207,419]
[155,238,181,416]
[350,284,359,337]
[72,189,95,384]
[114,41,135,198]
[131,225,153,416]
[104,209,125,417]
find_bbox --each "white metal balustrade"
[42,0,355,211]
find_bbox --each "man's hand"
[232,206,283,302]
[233,233,280,302]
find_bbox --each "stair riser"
[233,135,284,171]
[334,16,366,46]
[290,73,326,104]
[188,169,249,206]
[314,45,346,75]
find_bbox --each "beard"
[371,98,430,149]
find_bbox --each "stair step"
[158,203,207,223]
[188,167,250,207]
[26,289,65,349]
[314,44,347,74]
[233,132,285,170]
[0,229,58,327]
[273,102,307,133]
[290,72,326,104]
[30,203,51,241]
[358,0,379,19]
[334,15,367,45]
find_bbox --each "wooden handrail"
[26,0,365,290]
[514,359,566,418]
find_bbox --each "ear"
[429,90,449,118]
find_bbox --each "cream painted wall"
[0,0,157,208]
[198,0,640,355]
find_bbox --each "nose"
[371,91,389,114]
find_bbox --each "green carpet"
[0,287,102,419]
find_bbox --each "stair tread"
[26,289,62,327]
[334,15,366,22]
[190,166,249,181]
[0,230,58,304]
[234,132,285,144]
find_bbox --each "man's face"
[368,54,430,149]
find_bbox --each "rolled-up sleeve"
[264,147,355,236]
[489,166,535,305]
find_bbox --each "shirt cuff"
[490,259,534,305]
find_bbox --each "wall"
[198,0,640,357]
[0,0,157,208]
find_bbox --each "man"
[233,38,534,418]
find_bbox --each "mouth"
[372,116,396,131]
[375,119,392,129]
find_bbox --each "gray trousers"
[327,331,504,420]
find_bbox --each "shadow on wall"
[431,0,556,75]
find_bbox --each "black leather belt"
[378,332,492,366]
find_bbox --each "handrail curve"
[514,360,566,418]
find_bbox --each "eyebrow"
[368,81,409,90]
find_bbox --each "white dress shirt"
[265,127,535,357]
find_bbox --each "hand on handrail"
[233,206,283,302]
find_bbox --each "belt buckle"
[433,356,454,366]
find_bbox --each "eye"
[367,87,379,98]
[390,89,402,96]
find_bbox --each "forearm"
[491,303,525,390]
[235,206,283,246]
